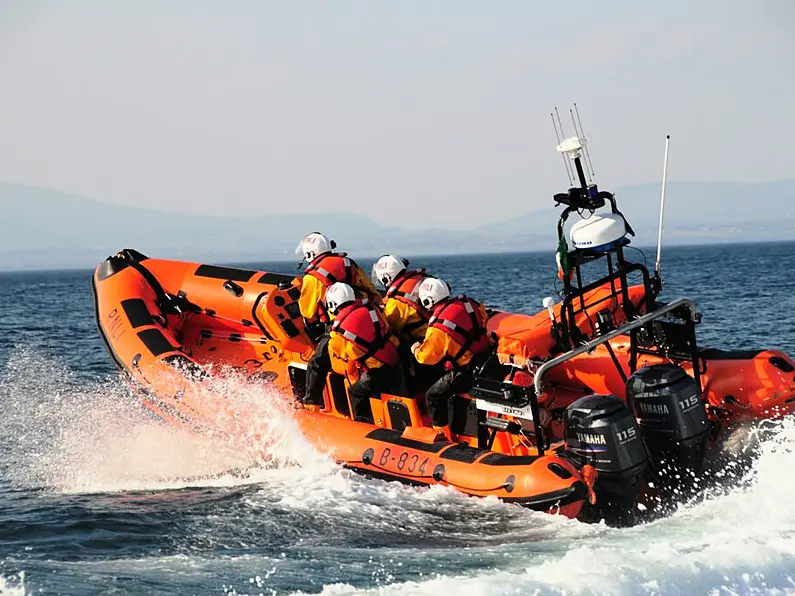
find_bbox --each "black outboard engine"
[626,364,710,489]
[563,394,648,526]
[627,364,710,480]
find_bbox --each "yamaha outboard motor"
[563,394,648,526]
[626,364,710,490]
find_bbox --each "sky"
[0,1,793,231]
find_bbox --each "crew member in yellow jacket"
[295,232,382,325]
[324,283,401,423]
[294,232,382,406]
[411,277,493,436]
[371,254,437,392]
[370,254,431,344]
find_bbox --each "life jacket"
[305,252,362,323]
[331,301,400,368]
[386,269,431,333]
[429,296,492,365]
[305,252,355,288]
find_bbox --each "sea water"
[2,242,795,595]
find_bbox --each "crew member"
[325,282,401,423]
[295,232,382,323]
[372,254,437,392]
[371,254,431,344]
[411,277,493,436]
[295,232,382,406]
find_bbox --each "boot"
[302,372,326,407]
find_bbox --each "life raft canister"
[429,296,492,364]
[331,301,400,368]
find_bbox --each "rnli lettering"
[576,432,607,445]
[638,402,670,415]
[105,308,127,341]
[376,447,429,475]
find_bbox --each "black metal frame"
[464,148,709,456]
[469,297,703,458]
[557,258,657,351]
[543,149,706,399]
[468,371,549,456]
[533,298,702,407]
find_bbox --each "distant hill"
[1,180,794,270]
[479,180,795,243]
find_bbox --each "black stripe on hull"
[365,428,450,453]
[195,264,257,282]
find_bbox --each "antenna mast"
[551,108,575,185]
[551,103,594,194]
[572,103,595,180]
[654,135,671,280]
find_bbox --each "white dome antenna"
[570,212,629,251]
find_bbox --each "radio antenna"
[573,103,595,179]
[654,135,671,280]
[551,108,575,185]
[569,109,592,183]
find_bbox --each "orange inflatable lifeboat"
[91,249,596,520]
[92,244,795,526]
[91,128,795,525]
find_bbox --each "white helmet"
[324,282,356,315]
[417,277,450,310]
[295,232,335,263]
[371,254,409,288]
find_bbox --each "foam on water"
[3,346,795,595]
[0,347,332,494]
[0,572,26,596]
[277,417,795,596]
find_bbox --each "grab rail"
[532,297,699,396]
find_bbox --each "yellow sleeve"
[353,266,383,306]
[413,327,450,366]
[345,341,369,366]
[330,331,375,377]
[329,332,357,377]
[383,298,409,334]
[298,275,324,320]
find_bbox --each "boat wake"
[4,347,795,595]
[280,415,795,596]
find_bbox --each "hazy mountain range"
[1,180,794,271]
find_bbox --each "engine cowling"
[563,394,647,525]
[626,364,710,481]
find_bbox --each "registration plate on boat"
[474,399,534,420]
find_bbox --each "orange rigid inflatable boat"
[91,252,592,518]
[92,125,795,525]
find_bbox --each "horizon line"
[3,238,795,275]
